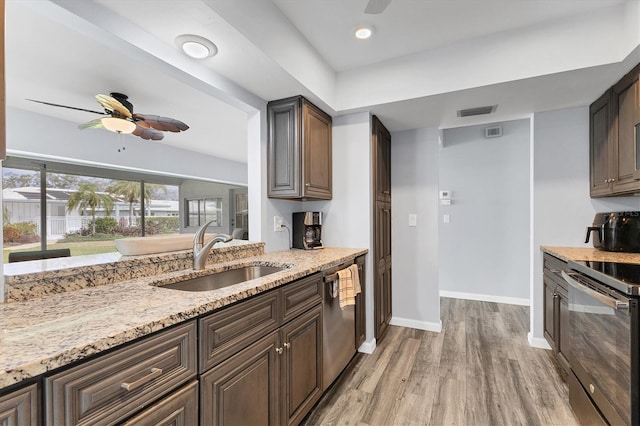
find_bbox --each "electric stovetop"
[569,260,640,295]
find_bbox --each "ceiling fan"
[27,92,189,141]
[364,0,392,14]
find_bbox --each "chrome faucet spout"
[193,220,233,270]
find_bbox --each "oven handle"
[561,271,629,310]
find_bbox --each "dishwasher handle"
[561,271,629,311]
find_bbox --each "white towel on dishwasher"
[338,264,361,309]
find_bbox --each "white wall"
[7,108,248,186]
[390,128,441,331]
[302,112,375,351]
[530,107,640,346]
[439,119,530,303]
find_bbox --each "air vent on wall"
[457,105,497,117]
[484,125,502,138]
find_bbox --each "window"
[185,198,222,227]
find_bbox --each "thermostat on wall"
[439,190,452,199]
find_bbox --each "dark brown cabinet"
[267,96,332,200]
[0,383,39,426]
[44,321,197,426]
[122,380,198,426]
[199,273,324,426]
[590,89,613,196]
[542,253,570,377]
[590,63,640,197]
[372,116,392,341]
[355,255,366,348]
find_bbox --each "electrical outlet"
[274,216,284,232]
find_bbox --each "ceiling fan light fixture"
[101,117,136,134]
[354,25,374,40]
[175,34,218,59]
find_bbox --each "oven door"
[562,271,638,426]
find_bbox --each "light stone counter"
[541,246,640,264]
[0,246,367,390]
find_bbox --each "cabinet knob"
[611,178,616,182]
[283,342,291,349]
[305,183,310,187]
[276,347,283,354]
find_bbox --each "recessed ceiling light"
[175,34,218,59]
[354,25,374,40]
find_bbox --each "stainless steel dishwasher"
[322,262,356,391]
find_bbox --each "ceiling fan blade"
[364,0,391,14]
[26,99,107,115]
[77,118,105,130]
[95,94,132,118]
[133,114,189,133]
[132,124,164,141]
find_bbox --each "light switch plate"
[408,214,417,227]
[443,214,450,224]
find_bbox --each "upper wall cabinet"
[590,63,640,197]
[267,96,332,200]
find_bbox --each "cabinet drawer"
[0,383,39,426]
[45,321,197,426]
[200,289,280,372]
[281,273,322,323]
[121,380,198,426]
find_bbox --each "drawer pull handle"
[121,367,163,391]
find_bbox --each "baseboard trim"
[358,338,376,354]
[389,317,442,333]
[528,332,552,350]
[440,290,530,306]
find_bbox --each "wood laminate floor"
[303,298,578,426]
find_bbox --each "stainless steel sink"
[159,266,285,291]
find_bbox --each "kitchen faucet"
[193,220,233,270]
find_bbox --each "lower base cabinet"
[0,383,39,425]
[122,380,198,426]
[201,305,323,426]
[542,253,571,377]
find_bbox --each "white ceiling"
[5,0,640,165]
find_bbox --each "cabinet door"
[374,202,392,341]
[355,255,367,349]
[0,383,39,426]
[590,89,613,196]
[200,332,280,426]
[612,65,640,192]
[268,97,301,199]
[280,305,323,426]
[543,279,557,350]
[373,116,391,202]
[122,381,198,426]
[302,100,332,200]
[558,292,571,375]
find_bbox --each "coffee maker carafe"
[292,212,323,250]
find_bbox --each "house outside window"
[185,198,222,227]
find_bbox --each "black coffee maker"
[292,212,323,250]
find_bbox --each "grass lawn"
[3,240,118,263]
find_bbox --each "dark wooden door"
[375,201,392,340]
[373,116,391,202]
[372,115,392,342]
[302,100,332,200]
[200,332,280,426]
[355,255,366,348]
[280,305,323,426]
[612,64,640,193]
[590,89,612,196]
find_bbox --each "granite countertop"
[0,247,367,390]
[541,246,640,264]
